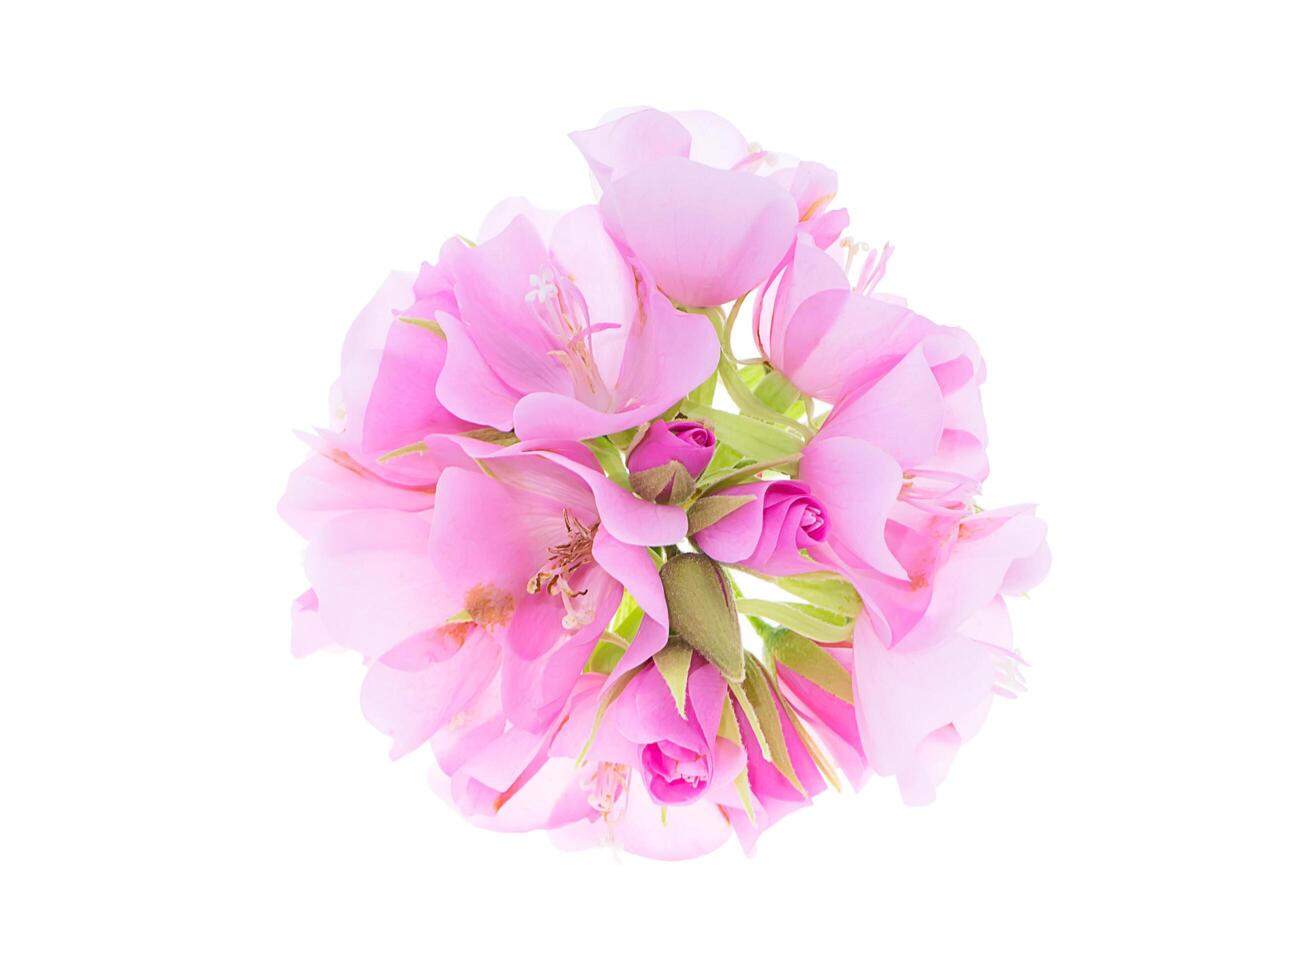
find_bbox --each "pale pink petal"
[477,197,565,243]
[852,615,996,777]
[601,157,797,307]
[570,108,692,190]
[816,345,944,467]
[800,436,905,578]
[511,296,717,441]
[303,511,452,660]
[670,109,750,169]
[446,216,571,395]
[433,312,521,431]
[290,589,333,658]
[360,625,501,758]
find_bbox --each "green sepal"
[660,553,744,682]
[718,696,743,744]
[779,696,843,793]
[731,657,804,794]
[376,441,427,463]
[765,629,854,704]
[686,492,756,536]
[653,637,694,719]
[733,770,758,826]
[735,598,854,643]
[460,427,520,446]
[629,460,694,504]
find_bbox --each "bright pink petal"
[592,527,667,625]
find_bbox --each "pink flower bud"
[628,419,716,478]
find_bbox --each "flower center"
[525,265,615,406]
[581,761,631,817]
[526,510,599,630]
[838,237,894,295]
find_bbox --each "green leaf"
[754,369,800,413]
[765,629,854,704]
[683,401,804,462]
[716,358,811,436]
[653,637,693,718]
[735,598,854,643]
[733,569,863,618]
[583,437,630,489]
[686,492,756,536]
[732,657,804,794]
[584,590,644,674]
[660,553,744,682]
[738,363,766,387]
[695,456,800,496]
[688,369,718,407]
[704,442,745,476]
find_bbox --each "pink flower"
[423,205,720,441]
[692,479,832,577]
[280,107,1050,859]
[423,436,679,731]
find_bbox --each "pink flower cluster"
[281,108,1050,859]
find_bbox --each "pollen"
[464,583,516,628]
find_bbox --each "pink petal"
[816,345,944,467]
[601,157,797,307]
[570,108,692,190]
[800,436,905,578]
[360,625,501,758]
[592,527,668,625]
[303,511,451,660]
[852,615,995,777]
[511,295,717,441]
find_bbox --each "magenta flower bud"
[626,420,716,504]
[691,480,831,577]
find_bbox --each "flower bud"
[626,420,716,504]
[659,553,744,682]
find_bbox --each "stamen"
[581,762,631,818]
[526,510,600,631]
[525,265,613,404]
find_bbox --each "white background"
[3,2,1301,976]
